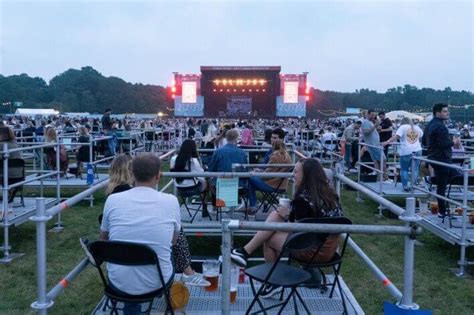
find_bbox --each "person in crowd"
[231,158,343,298]
[377,111,393,158]
[262,127,285,164]
[422,103,460,219]
[362,109,386,179]
[0,126,24,203]
[262,128,273,148]
[214,124,231,148]
[208,128,248,189]
[44,127,69,176]
[321,126,338,152]
[246,139,292,215]
[202,120,218,148]
[342,121,361,171]
[240,122,254,146]
[170,139,210,217]
[382,117,423,192]
[101,108,116,157]
[102,154,210,289]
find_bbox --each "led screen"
[182,81,197,103]
[283,81,299,104]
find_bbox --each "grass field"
[0,184,473,315]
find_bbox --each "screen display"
[283,81,299,104]
[182,81,197,103]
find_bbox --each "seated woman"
[170,139,209,217]
[44,128,69,176]
[247,139,292,215]
[0,126,24,203]
[103,154,210,287]
[231,158,342,297]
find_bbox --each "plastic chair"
[88,240,174,315]
[0,158,26,207]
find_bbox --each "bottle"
[86,163,94,185]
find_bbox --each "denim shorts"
[366,146,383,162]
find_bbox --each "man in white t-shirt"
[382,119,423,191]
[100,153,181,297]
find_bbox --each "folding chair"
[291,216,352,315]
[244,231,327,314]
[175,181,211,223]
[88,240,174,315]
[255,166,293,214]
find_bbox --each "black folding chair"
[0,158,26,207]
[255,175,291,214]
[244,231,327,314]
[88,240,174,315]
[292,217,352,315]
[175,181,211,223]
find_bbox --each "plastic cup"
[230,264,239,303]
[203,259,220,292]
[279,198,291,208]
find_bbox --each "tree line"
[1,66,473,120]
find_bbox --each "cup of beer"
[203,259,220,292]
[230,264,240,304]
[430,202,439,214]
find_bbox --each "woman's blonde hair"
[106,155,132,195]
[45,128,57,142]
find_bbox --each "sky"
[0,0,473,92]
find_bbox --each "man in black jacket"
[422,103,460,218]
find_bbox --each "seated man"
[100,153,181,305]
[208,128,248,184]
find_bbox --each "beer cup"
[230,264,240,303]
[203,259,220,292]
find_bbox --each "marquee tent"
[15,108,59,116]
[386,110,424,122]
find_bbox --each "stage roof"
[200,66,281,72]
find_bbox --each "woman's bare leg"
[263,232,288,263]
[243,211,284,255]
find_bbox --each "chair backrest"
[89,240,158,267]
[89,240,168,292]
[0,158,26,180]
[284,231,328,252]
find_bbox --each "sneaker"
[231,248,249,267]
[260,285,283,299]
[182,272,210,287]
[403,187,412,192]
[349,168,359,173]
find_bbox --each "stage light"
[233,89,237,92]
[229,80,233,85]
[172,94,175,99]
[262,89,266,92]
[246,79,251,85]
[259,79,265,85]
[252,79,257,85]
[237,79,243,85]
[242,89,246,92]
[214,80,220,85]
[227,89,230,92]
[220,89,223,92]
[256,89,259,92]
[306,96,310,101]
[213,89,217,92]
[305,87,310,94]
[249,89,252,92]
[171,87,176,93]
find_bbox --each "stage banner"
[226,95,252,116]
[174,96,204,117]
[276,96,306,117]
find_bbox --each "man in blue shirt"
[208,129,248,176]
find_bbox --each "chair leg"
[335,275,348,314]
[164,290,174,315]
[246,278,267,315]
[294,289,311,315]
[277,288,295,315]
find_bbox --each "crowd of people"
[1,103,471,313]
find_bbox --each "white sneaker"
[182,273,210,287]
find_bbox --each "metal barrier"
[411,155,473,277]
[30,148,425,314]
[1,142,61,263]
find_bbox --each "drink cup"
[229,264,239,303]
[203,259,220,292]
[430,202,439,215]
[279,198,291,208]
[418,199,428,213]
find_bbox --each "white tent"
[15,108,59,116]
[385,110,424,122]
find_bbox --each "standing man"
[362,109,385,175]
[422,103,460,218]
[101,108,116,157]
[378,111,393,159]
[342,121,361,171]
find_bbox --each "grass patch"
[0,186,473,314]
